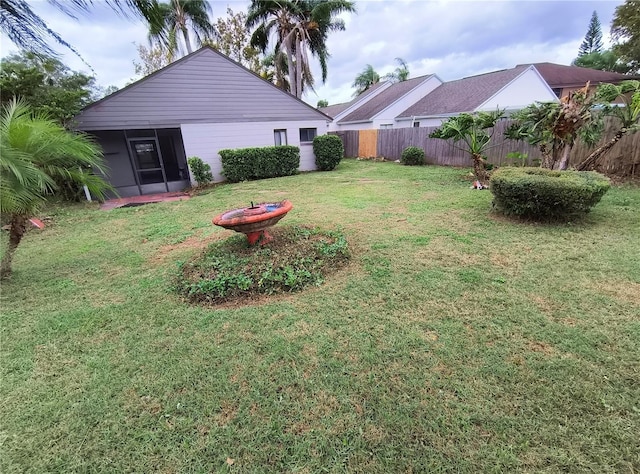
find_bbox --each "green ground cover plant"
[175,226,349,304]
[1,160,639,472]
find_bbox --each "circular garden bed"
[174,225,349,305]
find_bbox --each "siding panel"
[181,120,326,182]
[77,48,329,130]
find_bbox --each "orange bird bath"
[212,200,293,245]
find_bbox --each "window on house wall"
[299,128,317,142]
[552,88,563,98]
[380,124,393,129]
[413,121,420,128]
[274,129,287,146]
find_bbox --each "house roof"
[319,81,388,119]
[520,62,635,88]
[338,75,435,123]
[319,102,352,118]
[76,46,330,130]
[397,66,529,118]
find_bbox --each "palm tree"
[260,49,292,92]
[0,100,112,279]
[247,0,356,99]
[384,57,410,83]
[148,0,215,58]
[576,80,640,170]
[429,110,504,185]
[506,83,601,170]
[0,0,164,59]
[352,64,380,97]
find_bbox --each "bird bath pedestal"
[212,200,293,245]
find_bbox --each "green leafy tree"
[578,11,603,56]
[352,64,380,97]
[132,42,173,77]
[611,0,640,74]
[204,7,262,73]
[148,0,216,57]
[259,49,291,92]
[317,99,328,108]
[384,57,410,83]
[0,0,164,60]
[0,100,112,279]
[0,51,97,126]
[577,80,640,170]
[572,49,631,74]
[247,0,356,99]
[429,110,504,185]
[506,85,601,170]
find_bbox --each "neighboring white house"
[321,65,558,131]
[323,75,443,131]
[395,65,559,127]
[75,47,331,196]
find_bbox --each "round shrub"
[490,167,610,220]
[187,156,213,185]
[313,134,344,171]
[401,146,425,166]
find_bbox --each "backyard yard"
[1,159,639,472]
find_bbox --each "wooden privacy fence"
[331,118,639,176]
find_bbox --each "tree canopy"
[352,64,380,97]
[384,58,410,83]
[0,51,98,126]
[247,0,356,99]
[206,7,262,73]
[147,0,216,58]
[578,11,603,57]
[611,0,640,74]
[572,50,631,74]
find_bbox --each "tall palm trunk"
[181,26,193,53]
[576,129,625,171]
[295,32,303,99]
[0,214,28,279]
[284,35,296,98]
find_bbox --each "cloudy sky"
[0,0,624,106]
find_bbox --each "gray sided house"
[76,47,331,197]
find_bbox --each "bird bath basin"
[212,200,293,245]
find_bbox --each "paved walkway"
[100,191,190,210]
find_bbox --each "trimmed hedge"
[313,134,344,171]
[220,145,300,183]
[490,167,610,220]
[401,146,425,166]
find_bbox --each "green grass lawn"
[2,160,639,473]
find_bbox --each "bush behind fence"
[330,117,639,176]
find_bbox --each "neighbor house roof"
[320,102,352,118]
[76,46,330,130]
[319,81,388,119]
[397,66,529,118]
[520,62,635,88]
[339,75,436,123]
